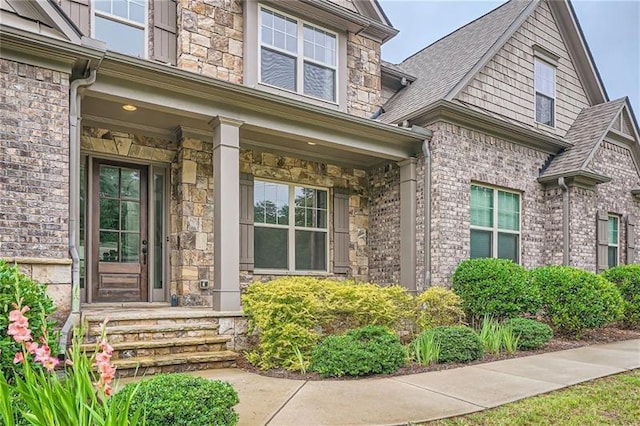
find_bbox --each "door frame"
[83,154,170,304]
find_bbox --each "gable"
[0,0,82,43]
[326,0,390,26]
[455,0,590,137]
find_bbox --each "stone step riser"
[84,329,221,344]
[84,317,220,329]
[105,343,229,360]
[115,359,237,378]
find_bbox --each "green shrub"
[601,265,640,327]
[505,318,553,350]
[531,266,624,337]
[410,330,440,367]
[0,260,58,381]
[241,277,414,371]
[112,374,238,426]
[452,258,541,322]
[477,316,520,355]
[416,286,466,330]
[430,326,483,363]
[310,325,406,378]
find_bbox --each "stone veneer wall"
[368,163,400,285]
[427,121,551,285]
[177,0,244,83]
[239,150,369,287]
[346,33,382,118]
[0,59,72,317]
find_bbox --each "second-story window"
[260,6,337,102]
[608,215,619,268]
[94,0,146,58]
[534,58,555,127]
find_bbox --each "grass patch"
[430,370,640,425]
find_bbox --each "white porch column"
[398,158,417,293]
[210,116,243,311]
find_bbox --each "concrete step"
[113,350,238,378]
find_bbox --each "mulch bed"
[236,326,640,381]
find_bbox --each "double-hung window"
[608,215,619,268]
[259,6,337,102]
[94,0,146,58]
[534,58,555,127]
[254,180,328,271]
[470,184,521,263]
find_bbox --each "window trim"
[253,178,329,273]
[534,57,556,128]
[91,0,149,59]
[258,4,339,104]
[470,183,522,263]
[608,214,619,268]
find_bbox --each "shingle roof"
[540,98,626,177]
[380,0,535,124]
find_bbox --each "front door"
[91,160,148,302]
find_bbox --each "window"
[470,184,520,263]
[259,6,337,102]
[535,58,555,127]
[608,215,619,268]
[254,180,328,271]
[94,0,146,58]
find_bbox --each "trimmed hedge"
[601,265,640,328]
[505,317,553,350]
[452,258,542,321]
[429,326,483,363]
[531,266,624,337]
[310,325,406,378]
[416,286,466,330]
[112,374,239,426]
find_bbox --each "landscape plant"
[0,260,58,381]
[531,266,624,337]
[476,316,520,355]
[601,264,640,328]
[310,325,406,378]
[416,286,466,330]
[113,373,239,426]
[505,317,553,350]
[241,277,414,371]
[452,258,541,322]
[429,326,483,363]
[410,329,440,367]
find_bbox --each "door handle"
[142,240,148,265]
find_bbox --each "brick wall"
[426,121,551,285]
[543,187,564,266]
[368,163,401,285]
[0,59,70,259]
[456,0,590,136]
[177,0,244,84]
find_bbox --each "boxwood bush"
[452,258,542,321]
[310,325,406,378]
[429,326,483,363]
[601,265,640,328]
[531,266,624,337]
[416,286,466,330]
[112,374,239,426]
[0,260,58,381]
[505,317,553,350]
[241,277,414,371]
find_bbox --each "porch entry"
[81,158,168,303]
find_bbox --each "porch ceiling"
[82,96,397,168]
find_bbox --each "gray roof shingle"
[540,98,626,177]
[380,0,534,124]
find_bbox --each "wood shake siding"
[456,0,590,136]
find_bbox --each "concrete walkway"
[189,339,638,425]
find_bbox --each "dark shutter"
[59,0,90,35]
[627,215,636,264]
[596,209,609,272]
[239,173,254,271]
[333,188,350,274]
[153,0,177,65]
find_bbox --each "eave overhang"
[538,170,612,188]
[408,100,571,154]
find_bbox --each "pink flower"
[33,343,51,364]
[99,339,113,355]
[8,305,30,323]
[13,352,24,364]
[95,351,110,364]
[25,341,38,354]
[103,383,113,397]
[8,323,32,343]
[40,356,59,372]
[65,358,74,366]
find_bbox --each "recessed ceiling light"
[307,142,317,145]
[122,104,137,112]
